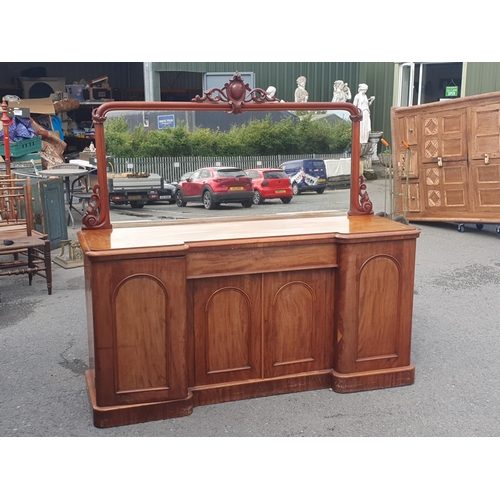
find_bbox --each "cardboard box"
[7,98,55,115]
[83,87,113,101]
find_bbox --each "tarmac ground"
[1,165,498,495]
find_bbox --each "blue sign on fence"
[158,115,175,129]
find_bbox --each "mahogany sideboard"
[78,212,420,428]
[75,74,421,428]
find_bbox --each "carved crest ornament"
[193,72,281,113]
[82,72,372,230]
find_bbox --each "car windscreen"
[263,171,288,179]
[308,161,326,173]
[311,161,325,168]
[217,170,246,177]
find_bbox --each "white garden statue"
[353,83,375,143]
[266,86,285,102]
[266,86,277,98]
[331,80,352,103]
[294,76,309,103]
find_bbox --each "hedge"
[104,114,352,159]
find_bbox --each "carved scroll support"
[348,113,373,216]
[82,111,111,230]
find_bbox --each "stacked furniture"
[0,174,52,300]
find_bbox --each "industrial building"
[2,61,500,150]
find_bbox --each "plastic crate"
[0,136,42,157]
[12,152,43,170]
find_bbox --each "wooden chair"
[0,174,52,300]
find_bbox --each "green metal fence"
[113,153,349,182]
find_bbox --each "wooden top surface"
[78,212,420,254]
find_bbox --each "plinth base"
[86,365,415,427]
[331,365,415,393]
[192,370,333,408]
[85,371,194,428]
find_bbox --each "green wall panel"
[152,61,397,148]
[359,62,395,145]
[464,62,500,96]
[152,62,360,104]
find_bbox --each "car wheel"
[203,190,215,210]
[130,201,145,209]
[241,200,253,208]
[393,215,409,225]
[281,197,292,204]
[175,190,187,207]
[253,190,263,205]
[316,188,325,194]
[292,183,300,196]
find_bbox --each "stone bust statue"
[266,86,277,98]
[266,86,284,102]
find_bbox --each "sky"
[14,2,491,64]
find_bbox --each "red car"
[175,167,254,210]
[244,168,293,205]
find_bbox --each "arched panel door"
[114,274,169,393]
[263,269,334,378]
[193,274,262,386]
[91,256,188,408]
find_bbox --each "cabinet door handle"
[437,157,443,167]
[485,154,490,165]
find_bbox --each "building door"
[398,63,464,106]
